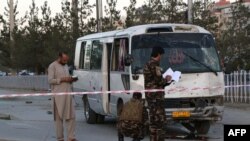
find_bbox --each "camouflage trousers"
[146,93,166,141]
[117,120,144,139]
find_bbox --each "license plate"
[172,111,190,118]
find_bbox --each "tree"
[85,17,97,33]
[79,0,95,35]
[1,0,97,74]
[0,0,20,70]
[218,1,250,72]
[13,0,41,72]
[124,0,187,28]
[124,0,137,27]
[161,0,187,23]
[0,15,11,71]
[124,0,163,27]
[192,0,219,36]
[103,0,121,31]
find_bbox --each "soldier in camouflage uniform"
[117,93,148,141]
[143,46,172,141]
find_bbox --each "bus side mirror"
[68,65,76,75]
[125,54,133,66]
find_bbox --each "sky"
[0,0,236,19]
[0,0,144,19]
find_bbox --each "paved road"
[1,88,250,141]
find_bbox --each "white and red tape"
[0,85,249,99]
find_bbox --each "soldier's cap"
[133,92,142,99]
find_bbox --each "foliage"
[192,0,219,36]
[0,0,96,73]
[124,0,187,27]
[217,1,250,73]
[0,0,249,74]
[102,0,121,31]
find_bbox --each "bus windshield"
[131,33,222,74]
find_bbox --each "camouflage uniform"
[143,58,168,141]
[117,99,148,141]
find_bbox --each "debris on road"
[0,114,11,120]
[25,101,32,104]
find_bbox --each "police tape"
[0,85,249,99]
[0,89,163,98]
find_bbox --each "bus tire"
[83,96,97,124]
[87,107,98,124]
[117,99,123,117]
[97,114,105,124]
[194,120,210,134]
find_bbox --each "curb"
[0,114,11,120]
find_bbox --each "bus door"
[100,41,113,114]
[87,40,106,115]
[109,38,131,115]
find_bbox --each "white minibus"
[73,23,224,134]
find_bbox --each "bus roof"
[77,23,211,41]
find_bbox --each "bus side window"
[83,43,91,69]
[111,38,129,71]
[90,40,103,70]
[106,43,113,68]
[79,42,86,69]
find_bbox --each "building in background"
[211,0,250,33]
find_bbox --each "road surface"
[1,88,250,141]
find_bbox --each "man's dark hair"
[58,52,67,57]
[151,46,165,57]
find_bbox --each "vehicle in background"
[18,70,35,76]
[0,71,7,76]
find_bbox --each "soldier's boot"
[118,136,124,141]
[158,136,165,141]
[132,138,141,141]
[158,129,165,141]
[118,132,124,141]
[150,129,165,141]
[149,132,158,141]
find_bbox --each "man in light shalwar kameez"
[48,52,77,141]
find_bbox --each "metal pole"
[96,0,103,32]
[99,0,103,32]
[10,0,14,41]
[72,0,78,38]
[96,0,100,32]
[188,0,193,24]
[10,0,14,68]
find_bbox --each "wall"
[0,75,49,91]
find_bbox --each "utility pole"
[96,0,103,32]
[188,0,193,24]
[72,0,79,39]
[10,0,14,41]
[10,0,14,67]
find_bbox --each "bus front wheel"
[97,114,105,123]
[83,96,97,124]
